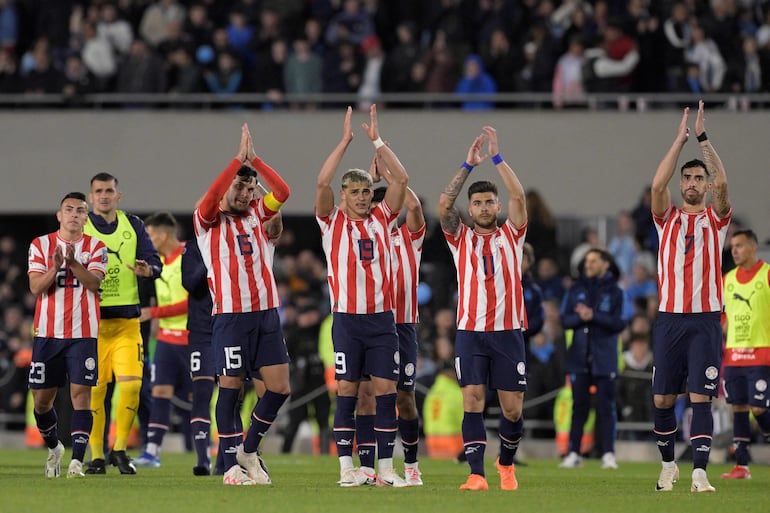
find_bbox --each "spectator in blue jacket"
[559,248,626,470]
[455,53,497,110]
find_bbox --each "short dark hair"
[236,165,257,180]
[680,158,709,177]
[372,187,387,203]
[732,229,758,244]
[467,180,498,199]
[91,172,118,186]
[60,192,87,205]
[144,211,178,229]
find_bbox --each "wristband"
[461,161,474,172]
[696,132,708,143]
[491,153,504,165]
[372,137,385,149]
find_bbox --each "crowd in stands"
[1,0,770,108]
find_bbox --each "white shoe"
[691,468,716,493]
[356,466,377,485]
[46,441,64,478]
[404,463,423,486]
[339,467,367,487]
[236,445,271,484]
[67,460,85,478]
[655,462,679,491]
[559,451,582,468]
[601,452,618,469]
[223,464,256,485]
[376,467,408,488]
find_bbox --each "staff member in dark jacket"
[559,248,626,470]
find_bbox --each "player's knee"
[396,393,417,419]
[653,395,675,409]
[501,405,522,422]
[750,406,766,418]
[118,379,142,399]
[151,384,174,399]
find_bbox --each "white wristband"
[372,137,385,149]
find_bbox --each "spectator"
[62,53,96,98]
[552,35,586,109]
[204,50,242,95]
[662,2,692,91]
[183,3,213,51]
[583,21,639,93]
[284,38,322,110]
[381,21,420,97]
[116,39,167,93]
[166,47,202,93]
[22,42,62,94]
[325,0,375,47]
[525,189,558,260]
[357,34,383,110]
[0,47,20,92]
[140,0,186,48]
[727,35,762,92]
[0,0,18,54]
[420,30,460,96]
[81,21,117,91]
[321,39,361,94]
[685,23,726,92]
[481,29,523,94]
[569,226,600,279]
[607,211,637,283]
[617,333,654,436]
[98,3,134,56]
[251,38,286,109]
[226,9,256,68]
[455,53,497,110]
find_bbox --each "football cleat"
[67,460,85,478]
[691,469,716,492]
[404,464,423,486]
[376,467,408,488]
[84,458,106,475]
[459,474,489,491]
[720,465,751,480]
[496,458,518,491]
[133,452,161,468]
[236,445,271,484]
[45,441,64,478]
[655,462,679,491]
[108,450,137,475]
[223,465,256,485]
[601,452,618,470]
[193,465,211,476]
[338,467,367,487]
[356,466,377,485]
[559,451,583,468]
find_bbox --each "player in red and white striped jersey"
[650,101,731,493]
[438,127,527,491]
[355,152,427,485]
[316,105,410,487]
[194,124,291,486]
[27,192,107,478]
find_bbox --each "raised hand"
[483,126,499,157]
[361,103,380,141]
[245,124,257,161]
[64,244,77,266]
[676,107,690,145]
[694,100,705,137]
[466,134,489,167]
[368,153,381,183]
[342,106,353,142]
[235,123,249,161]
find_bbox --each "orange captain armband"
[263,192,284,212]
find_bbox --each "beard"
[681,189,704,206]
[473,215,498,230]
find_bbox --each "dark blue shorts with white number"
[212,308,289,378]
[454,329,527,391]
[29,336,98,389]
[723,365,770,408]
[152,339,192,389]
[332,311,399,382]
[397,323,418,391]
[652,311,722,396]
[188,332,215,379]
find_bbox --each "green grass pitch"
[0,449,766,513]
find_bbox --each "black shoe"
[193,465,210,476]
[109,450,137,475]
[84,458,106,475]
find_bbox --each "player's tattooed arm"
[438,169,468,233]
[701,143,730,217]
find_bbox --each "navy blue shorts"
[151,340,192,389]
[652,312,722,396]
[29,337,97,389]
[212,309,290,378]
[454,329,527,392]
[188,332,215,379]
[332,311,399,382]
[723,366,770,408]
[397,323,418,392]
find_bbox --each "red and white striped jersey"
[317,202,398,314]
[654,205,732,313]
[443,219,528,331]
[390,222,426,324]
[193,199,280,314]
[28,233,107,339]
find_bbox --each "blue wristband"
[491,153,504,165]
[461,161,474,172]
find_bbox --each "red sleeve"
[250,156,290,203]
[198,159,242,222]
[150,300,188,319]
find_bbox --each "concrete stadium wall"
[1,109,767,240]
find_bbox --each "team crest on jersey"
[698,218,709,229]
[404,363,415,377]
[394,351,400,365]
[495,237,504,248]
[517,361,526,375]
[756,380,768,392]
[80,252,91,265]
[392,234,402,246]
[247,216,258,228]
[85,357,96,371]
[705,366,718,380]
